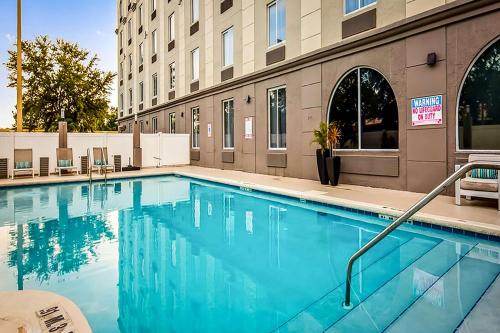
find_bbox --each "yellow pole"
[16,0,22,132]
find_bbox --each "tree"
[5,35,116,132]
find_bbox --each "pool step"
[324,240,473,332]
[275,237,438,332]
[384,245,500,333]
[455,275,500,333]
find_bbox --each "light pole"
[16,0,22,132]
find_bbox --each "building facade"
[116,0,500,193]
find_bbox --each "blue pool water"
[0,176,499,332]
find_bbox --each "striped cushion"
[470,168,498,179]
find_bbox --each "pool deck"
[1,165,499,237]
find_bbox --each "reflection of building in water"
[116,182,407,332]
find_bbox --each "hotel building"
[116,0,500,193]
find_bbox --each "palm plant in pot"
[311,121,331,185]
[326,122,342,186]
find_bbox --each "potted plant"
[311,121,331,185]
[326,122,342,186]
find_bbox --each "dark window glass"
[329,69,359,149]
[458,39,500,150]
[329,68,398,149]
[360,68,398,149]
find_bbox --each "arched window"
[458,38,500,150]
[328,67,398,150]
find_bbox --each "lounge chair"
[92,147,114,174]
[455,154,500,210]
[11,149,35,179]
[55,148,79,176]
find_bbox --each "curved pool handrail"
[343,160,500,308]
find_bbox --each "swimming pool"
[0,175,499,332]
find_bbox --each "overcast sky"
[0,0,117,128]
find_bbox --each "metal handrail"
[87,148,92,184]
[343,161,500,308]
[101,147,107,184]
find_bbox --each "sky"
[0,0,117,128]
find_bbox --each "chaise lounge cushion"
[15,161,32,169]
[460,177,498,192]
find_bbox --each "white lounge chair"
[455,154,500,210]
[55,148,79,176]
[11,149,35,179]
[92,147,114,174]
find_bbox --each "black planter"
[316,149,331,185]
[326,156,341,186]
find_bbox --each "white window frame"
[127,19,132,40]
[119,30,123,48]
[128,54,133,72]
[119,93,124,110]
[138,4,143,27]
[139,120,144,133]
[191,0,199,24]
[169,62,176,90]
[169,112,176,133]
[152,29,157,55]
[344,0,377,16]
[168,13,175,41]
[455,36,500,153]
[152,116,158,134]
[152,73,158,98]
[129,88,133,107]
[191,48,200,81]
[326,66,399,152]
[139,43,144,65]
[222,98,235,150]
[267,85,287,150]
[119,62,124,79]
[139,81,144,103]
[222,26,234,68]
[191,107,200,149]
[267,0,286,48]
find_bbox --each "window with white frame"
[139,43,144,64]
[119,62,124,79]
[120,93,124,110]
[222,27,234,67]
[128,54,133,72]
[151,0,157,12]
[152,116,158,134]
[191,48,200,81]
[119,31,123,48]
[169,112,176,133]
[223,99,234,149]
[168,13,175,41]
[267,0,286,47]
[127,19,132,40]
[191,0,199,23]
[152,29,157,54]
[139,81,144,103]
[138,4,143,27]
[119,0,123,17]
[128,122,132,133]
[345,0,376,14]
[191,107,200,148]
[169,62,176,90]
[152,73,158,97]
[129,88,133,107]
[139,120,144,133]
[268,86,286,149]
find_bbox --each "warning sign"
[411,95,443,126]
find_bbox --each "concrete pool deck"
[1,165,499,237]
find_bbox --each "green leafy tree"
[5,35,116,132]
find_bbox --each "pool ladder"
[343,160,500,309]
[101,147,108,185]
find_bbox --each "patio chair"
[11,149,35,179]
[92,147,114,174]
[455,154,500,210]
[55,148,79,176]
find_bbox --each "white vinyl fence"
[0,132,189,176]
